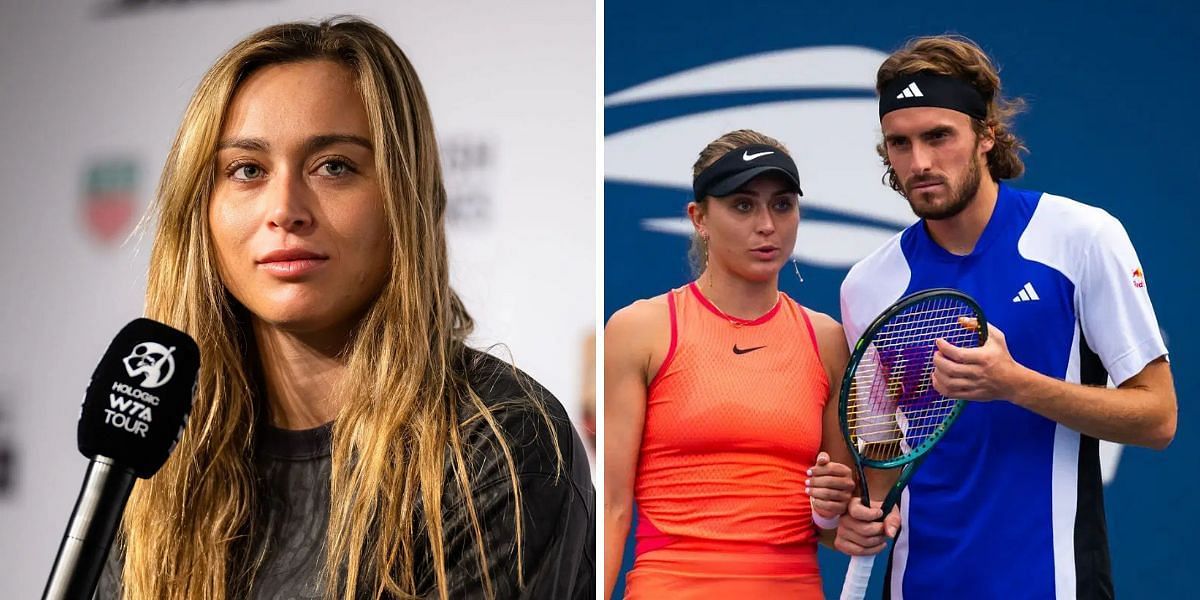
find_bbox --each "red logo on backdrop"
[1132,268,1146,288]
[83,159,138,245]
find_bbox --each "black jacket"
[96,349,595,599]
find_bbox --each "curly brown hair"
[876,35,1027,193]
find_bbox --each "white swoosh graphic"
[605,46,888,107]
[607,98,916,228]
[641,217,899,269]
[743,150,774,161]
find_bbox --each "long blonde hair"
[122,17,531,599]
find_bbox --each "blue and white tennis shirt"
[840,183,1168,599]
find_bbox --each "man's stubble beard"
[903,148,984,221]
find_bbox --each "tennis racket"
[838,288,987,600]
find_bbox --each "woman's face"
[209,60,391,334]
[693,173,800,284]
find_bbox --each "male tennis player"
[836,35,1177,599]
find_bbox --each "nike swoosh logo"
[732,344,766,355]
[742,150,774,161]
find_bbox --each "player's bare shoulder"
[606,292,675,378]
[803,306,849,378]
[606,292,672,347]
[803,307,840,334]
[803,307,846,352]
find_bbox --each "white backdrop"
[0,1,595,596]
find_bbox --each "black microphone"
[43,318,199,600]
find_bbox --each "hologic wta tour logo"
[81,158,139,246]
[122,342,176,389]
[103,341,175,438]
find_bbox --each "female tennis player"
[95,17,593,600]
[604,129,856,598]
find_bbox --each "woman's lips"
[257,249,329,280]
[751,247,780,260]
[258,258,327,279]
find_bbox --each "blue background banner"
[604,1,1197,598]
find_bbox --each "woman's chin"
[249,304,340,333]
[233,282,382,338]
[735,263,782,284]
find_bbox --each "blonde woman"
[605,130,855,598]
[96,17,593,600]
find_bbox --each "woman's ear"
[687,201,707,239]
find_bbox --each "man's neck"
[925,177,1001,256]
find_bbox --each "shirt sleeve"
[838,233,912,352]
[417,352,595,599]
[839,282,864,351]
[437,466,594,599]
[1076,214,1168,385]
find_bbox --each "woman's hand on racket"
[807,451,855,519]
[932,319,1027,401]
[834,499,902,556]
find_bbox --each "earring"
[792,258,804,284]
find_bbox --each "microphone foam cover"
[78,318,199,478]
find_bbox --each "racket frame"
[837,287,988,512]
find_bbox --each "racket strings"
[847,296,982,460]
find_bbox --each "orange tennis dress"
[626,282,830,599]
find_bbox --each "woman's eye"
[735,201,752,212]
[319,160,352,177]
[230,164,263,181]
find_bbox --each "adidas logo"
[896,82,924,99]
[1012,282,1041,303]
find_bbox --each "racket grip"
[840,554,876,600]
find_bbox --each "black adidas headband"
[692,144,803,202]
[878,72,989,121]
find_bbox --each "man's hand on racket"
[932,318,1026,401]
[807,451,855,519]
[834,499,902,556]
